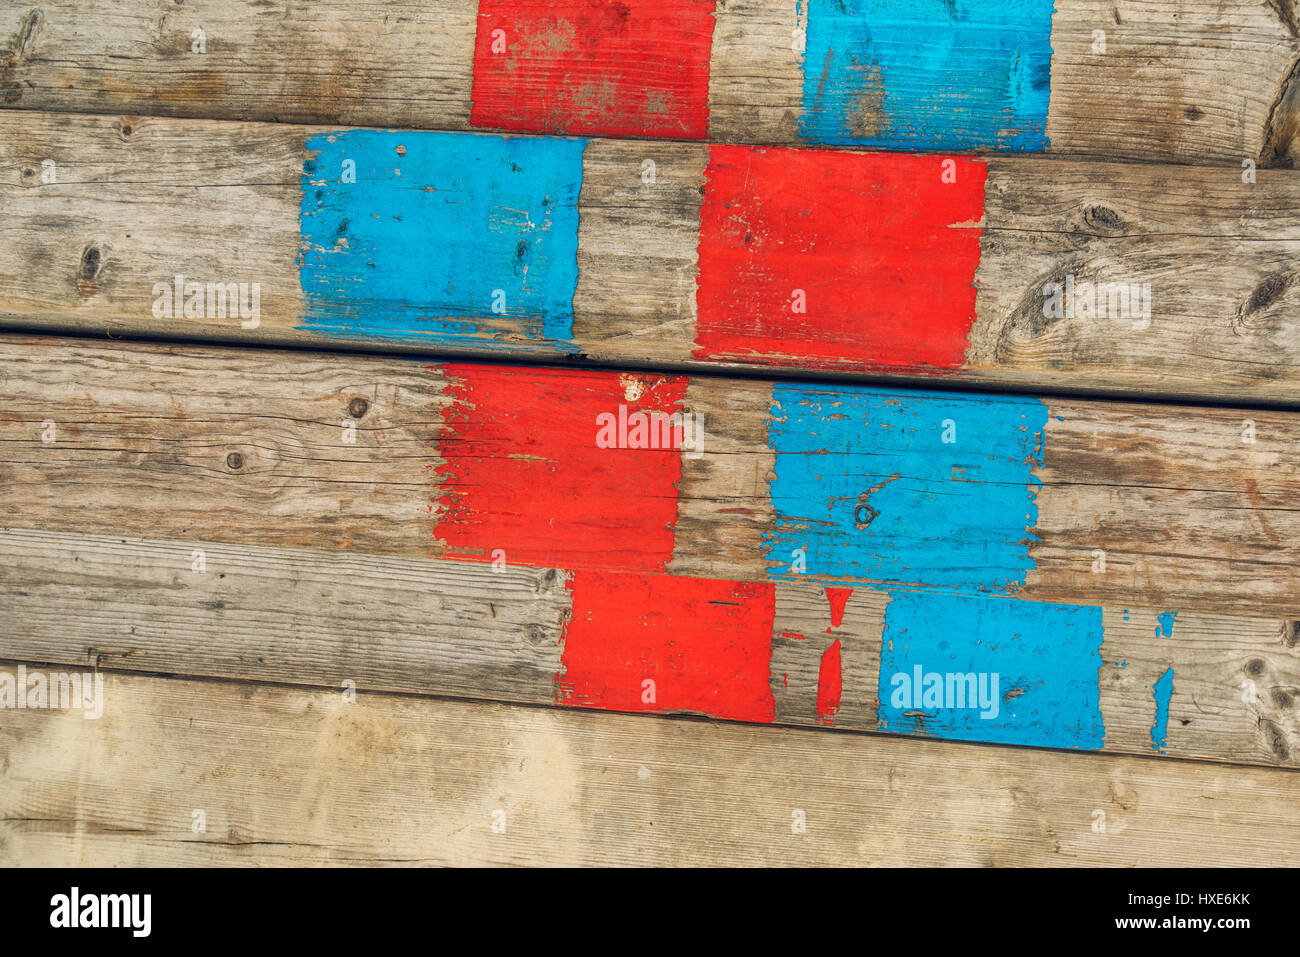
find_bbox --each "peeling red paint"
[556,570,777,722]
[431,363,686,572]
[816,639,843,726]
[470,0,716,138]
[825,586,853,630]
[694,147,987,372]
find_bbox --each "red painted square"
[431,364,687,572]
[694,147,988,372]
[556,570,776,722]
[470,0,716,139]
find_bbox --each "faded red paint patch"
[694,147,987,372]
[556,570,777,722]
[816,639,842,726]
[431,364,686,572]
[825,587,853,630]
[470,0,716,139]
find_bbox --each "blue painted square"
[878,590,1105,750]
[764,385,1047,592]
[798,0,1055,151]
[299,129,585,346]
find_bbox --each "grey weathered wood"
[1,333,1297,620]
[2,111,1299,404]
[1,0,1297,167]
[2,527,1298,767]
[2,667,1297,866]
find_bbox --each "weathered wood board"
[2,334,1296,623]
[1,0,1297,167]
[3,527,1297,767]
[4,0,1297,876]
[2,667,1297,866]
[4,112,1300,403]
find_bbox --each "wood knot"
[536,567,564,596]
[1259,717,1290,759]
[1246,657,1268,677]
[225,451,245,471]
[347,397,369,418]
[1233,273,1291,333]
[1284,621,1300,647]
[78,246,101,279]
[77,245,104,295]
[1082,204,1124,234]
[853,503,879,529]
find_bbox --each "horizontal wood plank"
[1,0,1297,166]
[3,527,1298,767]
[2,112,1299,403]
[2,334,1296,622]
[2,667,1296,866]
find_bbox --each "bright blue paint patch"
[1151,667,1174,752]
[877,591,1105,750]
[765,384,1048,592]
[797,0,1055,151]
[1155,611,1177,638]
[298,129,585,347]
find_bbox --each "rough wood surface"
[1,0,1297,167]
[3,527,1297,767]
[2,334,1296,622]
[2,111,1299,403]
[2,667,1296,866]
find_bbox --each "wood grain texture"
[1,334,1296,622]
[2,111,1299,403]
[1,0,1297,166]
[3,527,1298,767]
[2,667,1297,866]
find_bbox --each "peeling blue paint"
[764,384,1048,593]
[298,129,585,348]
[877,590,1105,750]
[797,0,1056,151]
[1155,610,1178,638]
[1151,667,1174,753]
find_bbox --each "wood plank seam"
[3,112,1300,403]
[2,0,1298,167]
[2,529,1297,768]
[3,666,1298,866]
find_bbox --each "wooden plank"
[3,527,1297,767]
[2,333,1296,623]
[2,667,1297,866]
[3,112,1300,404]
[1,0,1297,167]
